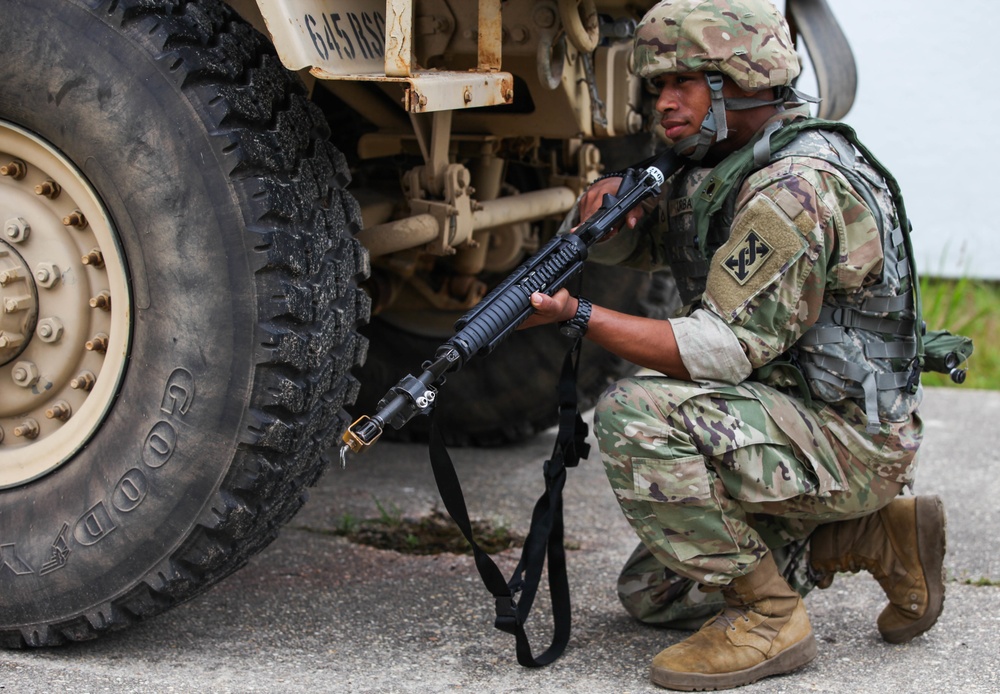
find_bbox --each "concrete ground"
[1,386,998,693]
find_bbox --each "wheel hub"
[0,120,131,488]
[0,238,38,364]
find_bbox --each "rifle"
[338,149,685,666]
[341,148,683,458]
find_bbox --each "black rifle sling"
[428,339,590,667]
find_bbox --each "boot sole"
[881,495,947,644]
[649,631,818,691]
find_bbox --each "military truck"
[0,0,854,646]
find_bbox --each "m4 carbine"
[342,149,683,457]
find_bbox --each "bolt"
[0,269,19,286]
[34,179,60,198]
[62,210,88,229]
[13,419,40,439]
[35,262,61,288]
[82,249,105,268]
[463,87,473,104]
[11,360,39,387]
[85,333,109,352]
[0,160,26,179]
[89,291,111,311]
[0,331,25,349]
[37,317,63,343]
[45,401,72,421]
[533,6,557,29]
[4,295,30,313]
[4,217,30,243]
[71,370,96,391]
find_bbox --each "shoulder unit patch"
[722,230,771,285]
[705,193,809,321]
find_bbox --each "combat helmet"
[632,0,805,159]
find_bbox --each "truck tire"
[355,268,679,447]
[0,0,368,646]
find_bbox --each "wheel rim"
[0,120,130,488]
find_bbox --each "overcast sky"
[796,0,997,279]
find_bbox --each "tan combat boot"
[649,552,817,691]
[809,495,946,644]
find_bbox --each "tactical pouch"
[922,329,974,383]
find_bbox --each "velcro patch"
[706,194,808,320]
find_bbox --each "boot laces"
[710,606,752,632]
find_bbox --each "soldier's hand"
[518,289,578,330]
[579,177,647,236]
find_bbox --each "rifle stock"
[342,149,683,455]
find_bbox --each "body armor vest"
[661,121,920,432]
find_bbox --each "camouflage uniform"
[587,2,922,627]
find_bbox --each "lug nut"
[85,333,109,352]
[81,249,104,268]
[37,317,63,343]
[0,331,25,349]
[89,291,111,311]
[70,370,96,391]
[4,217,30,243]
[62,210,88,229]
[13,419,39,439]
[0,160,26,179]
[35,262,60,288]
[45,401,72,421]
[34,179,60,198]
[11,360,39,387]
[4,295,31,313]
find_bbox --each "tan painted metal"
[473,187,576,231]
[356,213,439,257]
[253,0,514,113]
[558,0,599,53]
[0,121,130,488]
[358,185,575,259]
[242,1,649,312]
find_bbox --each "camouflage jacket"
[588,109,922,477]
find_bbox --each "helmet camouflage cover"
[632,0,800,92]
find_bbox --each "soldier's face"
[653,72,773,157]
[653,72,713,144]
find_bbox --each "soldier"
[522,0,946,689]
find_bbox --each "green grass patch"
[308,497,527,555]
[332,508,525,555]
[960,576,1000,587]
[920,277,1000,389]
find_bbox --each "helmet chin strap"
[670,73,817,162]
[671,73,728,161]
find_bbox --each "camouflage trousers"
[594,376,920,628]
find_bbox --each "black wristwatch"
[559,296,592,339]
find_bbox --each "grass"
[316,497,527,555]
[919,277,999,389]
